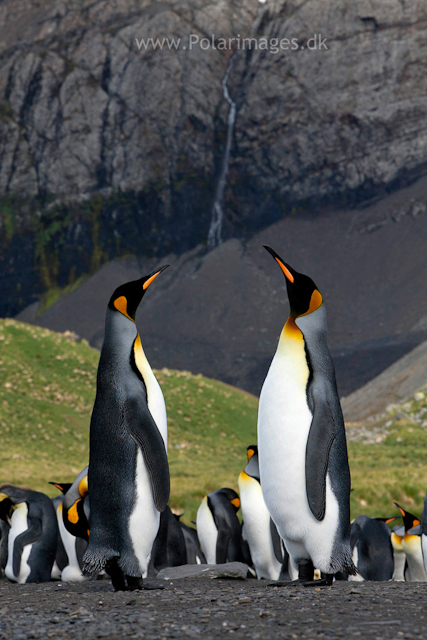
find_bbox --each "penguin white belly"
[402,536,427,582]
[392,548,406,581]
[57,504,87,583]
[421,533,427,576]
[348,546,364,581]
[258,335,339,573]
[5,503,32,584]
[196,496,218,564]
[134,337,168,448]
[129,450,160,577]
[238,474,281,580]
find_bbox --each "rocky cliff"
[1,0,427,316]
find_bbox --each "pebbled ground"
[0,577,426,640]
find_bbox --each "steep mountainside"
[1,0,427,316]
[18,174,427,397]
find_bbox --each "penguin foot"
[125,576,144,591]
[303,575,333,588]
[268,579,305,587]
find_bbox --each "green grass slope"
[0,319,257,523]
[1,318,427,525]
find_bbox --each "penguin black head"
[0,494,14,525]
[49,482,73,495]
[108,265,169,321]
[215,488,240,513]
[243,445,260,482]
[263,245,322,318]
[246,445,258,462]
[394,503,420,532]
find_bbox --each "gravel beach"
[1,577,426,640]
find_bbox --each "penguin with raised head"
[0,485,58,583]
[348,516,394,581]
[258,246,356,586]
[238,445,283,580]
[395,503,427,581]
[82,268,170,591]
[196,488,243,565]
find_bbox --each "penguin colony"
[2,249,427,588]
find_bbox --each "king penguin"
[395,503,427,581]
[82,268,170,591]
[50,477,89,582]
[420,493,427,577]
[257,246,356,586]
[238,445,284,580]
[348,516,394,581]
[0,485,58,583]
[196,488,243,565]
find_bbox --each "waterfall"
[207,57,237,249]
[207,2,267,248]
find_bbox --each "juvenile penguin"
[238,445,283,580]
[258,246,355,586]
[196,488,243,565]
[82,268,170,591]
[395,503,427,581]
[0,485,58,583]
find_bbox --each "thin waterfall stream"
[207,2,267,248]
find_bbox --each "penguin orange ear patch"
[231,498,240,509]
[78,476,88,498]
[114,296,133,321]
[68,499,81,524]
[247,448,255,461]
[300,289,323,317]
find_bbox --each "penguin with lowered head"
[196,488,244,564]
[83,268,170,590]
[258,247,355,586]
[0,485,58,583]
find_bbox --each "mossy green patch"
[0,319,257,524]
[2,318,426,526]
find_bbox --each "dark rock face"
[1,0,427,316]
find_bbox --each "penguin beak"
[263,246,294,283]
[143,265,169,290]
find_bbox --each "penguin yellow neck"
[281,317,304,341]
[133,334,151,378]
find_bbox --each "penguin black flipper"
[124,395,170,512]
[305,385,336,521]
[270,518,283,564]
[12,516,43,578]
[215,521,232,564]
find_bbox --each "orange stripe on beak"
[274,258,294,283]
